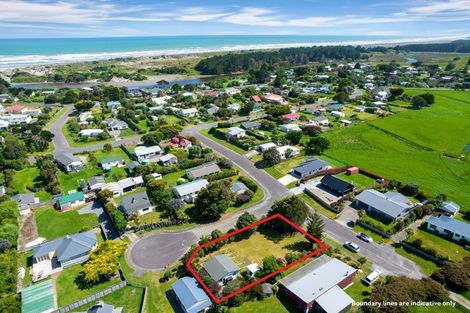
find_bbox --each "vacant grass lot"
[409,229,469,262]
[12,167,52,201]
[56,263,121,307]
[35,206,98,240]
[335,172,377,190]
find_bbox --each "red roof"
[281,113,299,119]
[8,105,26,111]
[251,95,261,102]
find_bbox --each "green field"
[71,286,144,313]
[409,229,469,262]
[12,167,52,201]
[323,89,470,210]
[35,207,99,240]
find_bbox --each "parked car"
[344,241,360,252]
[358,233,373,243]
[363,270,381,286]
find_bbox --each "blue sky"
[0,0,469,38]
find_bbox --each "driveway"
[126,231,197,271]
[79,201,119,240]
[278,174,298,186]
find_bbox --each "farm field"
[323,89,470,210]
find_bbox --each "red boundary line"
[185,213,328,304]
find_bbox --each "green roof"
[58,191,84,205]
[99,155,125,164]
[22,280,55,313]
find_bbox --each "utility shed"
[21,279,55,313]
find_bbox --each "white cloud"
[177,7,230,22]
[220,7,283,26]
[407,0,470,15]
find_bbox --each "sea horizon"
[0,34,466,69]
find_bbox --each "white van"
[363,270,381,286]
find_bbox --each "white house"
[227,127,246,139]
[173,179,209,202]
[279,124,301,132]
[0,114,32,125]
[331,111,345,118]
[178,108,199,117]
[133,145,162,163]
[79,129,104,137]
[257,142,277,153]
[227,103,241,111]
[78,111,92,124]
[427,215,470,243]
[276,145,300,159]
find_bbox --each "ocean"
[0,35,458,69]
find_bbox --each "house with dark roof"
[320,175,354,196]
[186,162,221,181]
[55,153,84,173]
[291,158,330,179]
[202,255,240,285]
[355,189,413,223]
[280,255,356,313]
[56,191,85,210]
[31,230,97,281]
[171,277,212,313]
[240,121,261,130]
[231,182,249,195]
[427,215,470,243]
[119,191,153,217]
[13,192,39,215]
[438,201,460,217]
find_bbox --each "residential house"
[439,201,460,217]
[279,124,301,133]
[202,255,240,285]
[178,108,199,117]
[80,129,104,137]
[320,175,354,196]
[355,189,413,223]
[231,182,249,195]
[160,135,192,150]
[340,119,353,127]
[78,111,93,125]
[427,215,470,243]
[55,153,84,173]
[13,193,39,215]
[0,114,32,125]
[119,191,153,217]
[331,111,345,118]
[257,142,277,153]
[327,104,344,111]
[86,301,122,313]
[291,158,330,179]
[133,145,162,163]
[87,176,106,191]
[251,95,262,103]
[0,119,9,129]
[276,145,300,159]
[106,101,121,109]
[7,105,28,114]
[263,93,287,104]
[280,255,356,313]
[186,163,221,181]
[118,176,144,193]
[281,113,300,122]
[206,104,219,115]
[56,191,85,210]
[31,230,97,281]
[99,156,125,171]
[227,127,246,139]
[0,94,9,103]
[173,179,209,202]
[227,103,241,111]
[312,116,329,126]
[171,277,212,313]
[151,95,172,105]
[101,182,123,198]
[127,161,140,175]
[158,153,178,166]
[240,121,261,130]
[225,87,240,95]
[106,118,128,131]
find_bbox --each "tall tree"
[268,196,309,232]
[194,181,232,219]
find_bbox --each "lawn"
[161,114,182,125]
[231,293,298,313]
[409,229,469,262]
[57,165,102,193]
[161,170,186,187]
[262,155,307,180]
[200,128,248,155]
[12,167,52,201]
[62,123,114,148]
[352,223,389,244]
[56,263,121,307]
[335,172,378,190]
[344,268,374,302]
[394,245,439,276]
[299,193,338,219]
[35,206,99,240]
[71,286,144,313]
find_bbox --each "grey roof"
[128,161,140,172]
[203,255,240,282]
[186,162,220,179]
[440,201,460,214]
[13,193,37,210]
[119,191,151,215]
[292,158,329,177]
[87,301,122,313]
[173,179,209,198]
[313,116,328,122]
[428,215,470,238]
[355,189,412,219]
[106,118,128,129]
[33,230,97,263]
[171,277,212,313]
[118,176,144,190]
[231,182,248,194]
[240,121,261,129]
[55,153,82,167]
[87,176,106,187]
[315,285,354,313]
[280,255,357,304]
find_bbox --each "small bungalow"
[240,121,261,130]
[439,201,460,217]
[0,114,32,125]
[231,182,249,195]
[331,111,345,118]
[227,127,246,139]
[173,179,209,202]
[87,176,106,191]
[227,103,241,111]
[427,215,470,243]
[257,142,277,153]
[355,189,413,223]
[202,255,240,285]
[251,95,262,103]
[158,153,178,166]
[312,116,329,126]
[99,156,125,171]
[327,104,344,111]
[281,113,299,122]
[320,175,354,196]
[7,104,28,114]
[276,145,300,159]
[80,129,104,137]
[206,104,219,115]
[55,153,85,173]
[57,191,85,210]
[133,145,162,163]
[279,124,301,133]
[178,108,199,117]
[106,118,128,131]
[171,277,212,313]
[106,101,121,109]
[101,182,123,198]
[160,135,192,150]
[119,191,153,217]
[13,193,39,215]
[291,158,330,179]
[263,93,287,104]
[118,176,144,193]
[186,163,221,181]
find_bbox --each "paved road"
[126,121,422,278]
[78,201,120,240]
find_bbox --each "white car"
[358,232,373,243]
[344,241,360,252]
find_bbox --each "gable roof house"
[240,121,261,130]
[257,142,277,153]
[279,255,356,313]
[171,277,212,313]
[439,201,460,217]
[0,114,32,125]
[312,116,329,126]
[320,175,354,196]
[13,193,39,215]
[55,153,84,173]
[279,123,301,133]
[86,301,122,313]
[158,153,178,166]
[56,191,85,210]
[186,162,221,181]
[99,156,126,171]
[133,145,162,163]
[119,191,153,217]
[106,101,121,109]
[32,230,97,281]
[106,118,128,131]
[178,108,199,117]
[263,93,287,104]
[227,127,246,139]
[117,176,144,193]
[281,113,300,122]
[80,129,104,137]
[355,189,413,223]
[173,179,209,202]
[160,135,192,150]
[427,215,470,243]
[276,145,300,159]
[202,255,240,285]
[87,176,106,191]
[291,158,330,179]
